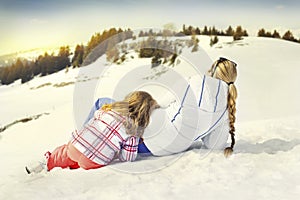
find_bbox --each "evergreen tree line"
[139,25,300,44]
[182,25,300,43]
[182,25,248,38]
[182,25,249,41]
[0,46,71,85]
[138,25,248,41]
[257,28,300,43]
[0,28,134,85]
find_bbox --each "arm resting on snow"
[119,136,139,162]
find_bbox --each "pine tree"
[1,67,9,84]
[226,26,234,36]
[211,26,217,35]
[272,30,281,38]
[72,44,84,67]
[58,46,70,58]
[203,26,209,35]
[208,27,212,35]
[191,34,199,52]
[195,27,201,35]
[258,28,266,37]
[139,31,144,37]
[21,61,33,83]
[233,26,244,40]
[32,60,41,76]
[210,35,219,46]
[14,58,23,78]
[187,25,193,35]
[6,68,15,84]
[282,30,295,41]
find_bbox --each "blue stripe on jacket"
[198,75,206,107]
[171,84,190,123]
[214,80,221,112]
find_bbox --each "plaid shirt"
[71,110,139,165]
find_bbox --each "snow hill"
[1,36,300,200]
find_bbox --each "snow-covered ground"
[1,36,300,200]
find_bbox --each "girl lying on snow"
[26,91,159,174]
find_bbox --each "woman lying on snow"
[139,57,238,158]
[26,91,160,174]
[82,57,238,159]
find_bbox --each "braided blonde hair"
[209,58,237,157]
[101,91,159,137]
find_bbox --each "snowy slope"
[1,36,300,200]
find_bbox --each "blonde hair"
[101,91,159,137]
[209,58,237,157]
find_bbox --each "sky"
[0,0,300,55]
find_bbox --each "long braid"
[224,83,237,157]
[210,58,237,157]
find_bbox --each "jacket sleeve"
[119,136,139,162]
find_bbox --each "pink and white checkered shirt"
[71,109,139,165]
